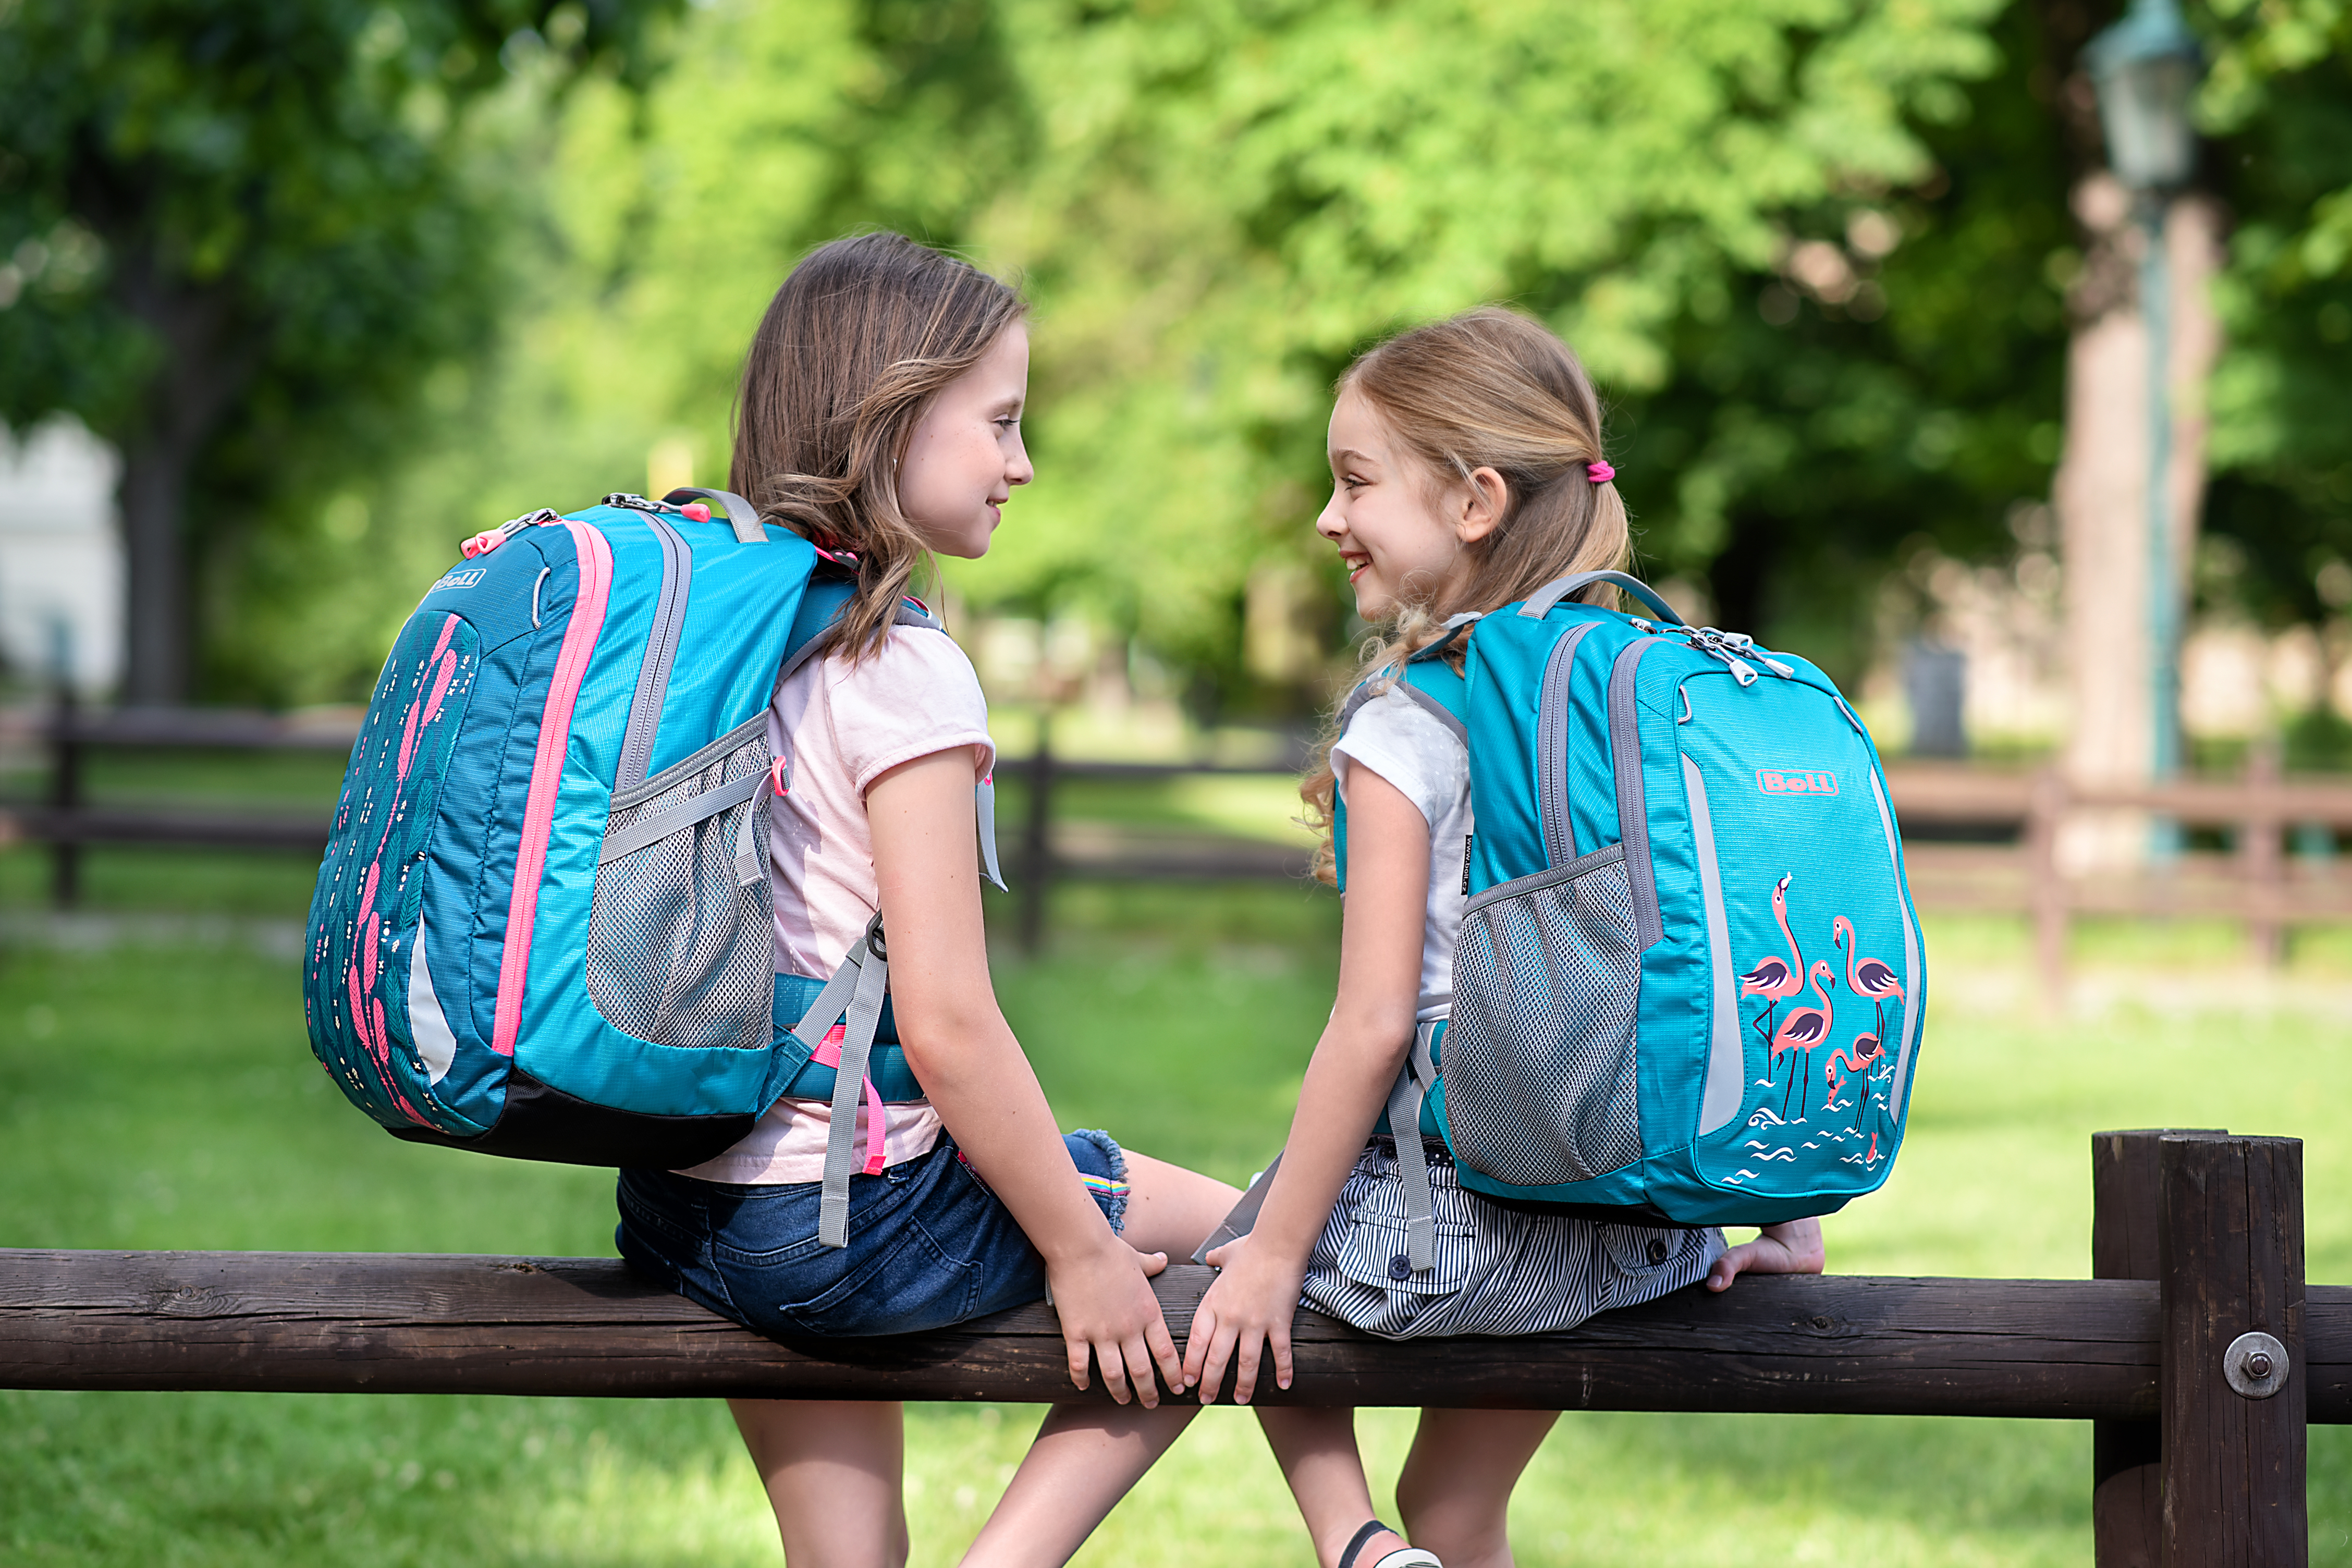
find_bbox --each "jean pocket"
[780,1222,978,1337]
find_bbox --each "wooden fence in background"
[13,702,2352,987]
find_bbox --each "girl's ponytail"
[731,232,1027,663]
[1302,308,1631,884]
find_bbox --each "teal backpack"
[1343,570,1925,1267]
[305,488,999,1252]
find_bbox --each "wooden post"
[2093,1129,2222,1567]
[2028,766,2068,1002]
[2241,741,2285,968]
[46,681,82,909]
[1016,716,1055,955]
[2158,1133,2306,1566]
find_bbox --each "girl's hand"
[1183,1232,1309,1405]
[1705,1216,1826,1291]
[1045,1237,1183,1408]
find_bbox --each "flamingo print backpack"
[304,487,998,1241]
[1355,569,1925,1244]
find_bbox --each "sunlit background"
[2,1,2349,1562]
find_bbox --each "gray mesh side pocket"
[1445,845,1642,1185]
[586,731,775,1051]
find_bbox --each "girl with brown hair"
[614,232,1239,1565]
[1178,308,1827,1568]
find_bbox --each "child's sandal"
[1337,1518,1442,1568]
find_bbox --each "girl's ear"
[1456,466,1509,545]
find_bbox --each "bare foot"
[1705,1216,1825,1292]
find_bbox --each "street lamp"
[2087,0,2202,854]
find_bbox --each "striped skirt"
[1299,1139,1726,1340]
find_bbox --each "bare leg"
[1117,1148,1243,1259]
[728,1398,909,1568]
[1393,1408,1561,1568]
[959,1148,1242,1565]
[1253,1405,1408,1567]
[961,1402,1197,1567]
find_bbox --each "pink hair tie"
[1587,460,1616,484]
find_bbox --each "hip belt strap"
[1385,1021,1442,1275]
[804,916,894,1250]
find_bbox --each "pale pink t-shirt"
[675,623,996,1185]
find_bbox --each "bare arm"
[1183,763,1429,1403]
[866,747,1181,1406]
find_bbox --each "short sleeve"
[1330,685,1467,830]
[823,627,997,795]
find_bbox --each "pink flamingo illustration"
[1822,1033,1884,1129]
[1832,915,1906,1046]
[1769,959,1836,1121]
[1740,875,1805,1060]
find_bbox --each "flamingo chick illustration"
[1770,959,1836,1121]
[1740,875,1806,1065]
[1823,1034,1884,1129]
[1832,915,1906,1044]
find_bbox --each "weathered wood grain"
[0,1249,2153,1415]
[2094,1130,2223,1568]
[2159,1135,2306,1567]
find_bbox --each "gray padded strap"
[663,486,765,545]
[818,927,891,1249]
[1518,570,1683,624]
[1339,672,1466,746]
[597,769,767,863]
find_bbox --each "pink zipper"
[491,520,613,1056]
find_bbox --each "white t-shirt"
[1330,682,1473,1023]
[676,623,996,1185]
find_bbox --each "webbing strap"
[1386,1021,1443,1274]
[818,924,891,1249]
[976,777,1007,890]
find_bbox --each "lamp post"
[2087,0,2202,857]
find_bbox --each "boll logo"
[426,568,486,595]
[1756,767,1839,798]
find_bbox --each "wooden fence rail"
[2,1131,2344,1564]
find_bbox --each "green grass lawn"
[1,865,2346,1564]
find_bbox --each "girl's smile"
[899,323,1033,559]
[1316,386,1501,619]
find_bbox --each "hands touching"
[1180,1231,1306,1405]
[1047,1236,1185,1408]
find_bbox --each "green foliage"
[2200,0,2352,626]
[0,0,679,701]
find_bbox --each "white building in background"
[0,415,123,696]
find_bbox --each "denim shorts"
[616,1130,1127,1344]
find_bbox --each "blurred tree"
[0,0,677,702]
[956,0,2011,710]
[2199,0,2352,629]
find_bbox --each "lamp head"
[2086,0,2204,193]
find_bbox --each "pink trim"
[810,1024,888,1174]
[490,521,613,1057]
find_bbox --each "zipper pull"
[461,508,560,558]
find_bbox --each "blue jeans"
[616,1131,1126,1345]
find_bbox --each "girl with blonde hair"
[1180,308,1826,1568]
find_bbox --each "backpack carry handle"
[1518,570,1685,624]
[664,487,767,546]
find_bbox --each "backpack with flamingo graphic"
[1351,569,1925,1245]
[303,487,1000,1246]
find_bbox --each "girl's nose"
[1313,492,1346,539]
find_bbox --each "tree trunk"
[108,250,250,706]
